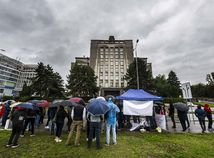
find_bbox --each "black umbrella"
[105,95,116,102]
[173,102,189,112]
[50,100,79,107]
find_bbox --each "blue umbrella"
[87,98,110,115]
[15,102,36,110]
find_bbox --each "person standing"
[195,105,206,133]
[177,109,187,131]
[204,104,213,131]
[168,103,176,128]
[105,98,119,146]
[87,113,103,149]
[66,105,86,146]
[21,108,36,137]
[1,101,11,127]
[6,107,26,148]
[55,106,67,142]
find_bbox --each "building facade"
[0,53,37,97]
[90,36,134,96]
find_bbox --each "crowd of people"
[0,98,120,149]
[0,99,213,149]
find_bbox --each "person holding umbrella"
[87,98,109,149]
[173,102,189,131]
[105,98,120,146]
[65,104,86,146]
[6,107,27,148]
[54,105,68,142]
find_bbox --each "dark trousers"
[56,122,64,138]
[67,117,72,132]
[207,113,213,129]
[46,117,51,126]
[22,118,35,135]
[88,122,101,149]
[87,121,95,139]
[1,113,9,127]
[198,118,206,132]
[178,114,187,131]
[170,115,176,128]
[8,125,22,145]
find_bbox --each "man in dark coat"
[6,107,26,148]
[195,105,206,133]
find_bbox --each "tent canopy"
[116,89,163,101]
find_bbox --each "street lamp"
[134,39,139,89]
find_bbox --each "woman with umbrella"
[6,106,27,148]
[54,105,68,142]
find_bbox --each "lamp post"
[134,39,139,89]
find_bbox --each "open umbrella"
[37,100,49,107]
[69,97,86,106]
[173,102,189,112]
[86,98,110,115]
[15,102,37,110]
[50,100,79,107]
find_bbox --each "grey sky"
[0,0,213,85]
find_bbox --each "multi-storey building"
[90,36,134,96]
[0,53,37,97]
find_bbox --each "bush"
[164,97,184,103]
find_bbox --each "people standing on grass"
[1,101,11,127]
[195,105,206,133]
[6,107,26,148]
[204,104,213,131]
[66,105,86,146]
[54,105,67,142]
[168,103,176,128]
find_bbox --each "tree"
[19,82,32,97]
[153,74,170,97]
[124,58,153,91]
[167,70,181,97]
[66,64,98,97]
[31,62,65,99]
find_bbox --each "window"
[105,75,108,80]
[120,61,124,65]
[115,82,119,88]
[115,61,118,65]
[110,62,113,65]
[110,55,114,58]
[105,55,108,58]
[120,55,124,58]
[100,55,103,58]
[110,81,114,87]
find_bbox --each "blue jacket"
[106,100,119,125]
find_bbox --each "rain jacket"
[195,108,206,119]
[106,99,119,125]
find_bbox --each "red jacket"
[204,104,212,114]
[0,104,5,117]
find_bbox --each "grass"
[193,102,214,107]
[1,130,214,158]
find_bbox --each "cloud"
[0,0,213,85]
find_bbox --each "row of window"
[99,48,124,52]
[0,70,19,79]
[0,65,20,75]
[99,80,124,88]
[0,75,17,82]
[100,54,123,59]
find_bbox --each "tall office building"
[90,36,134,96]
[0,53,37,97]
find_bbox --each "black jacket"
[11,109,26,127]
[56,107,67,124]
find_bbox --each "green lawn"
[193,102,214,107]
[1,130,214,158]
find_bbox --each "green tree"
[153,74,170,97]
[19,82,32,97]
[167,70,181,97]
[66,64,98,97]
[125,58,153,91]
[31,62,65,99]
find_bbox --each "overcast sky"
[0,0,213,85]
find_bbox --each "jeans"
[56,122,64,138]
[207,113,213,129]
[106,123,116,145]
[22,118,35,135]
[88,122,101,149]
[8,125,22,145]
[198,118,206,132]
[66,121,82,145]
